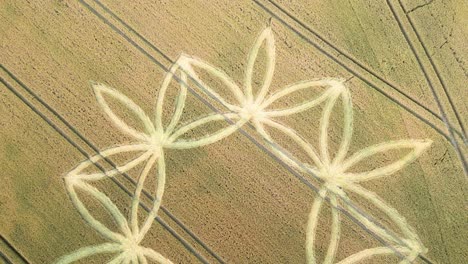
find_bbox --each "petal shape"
[262,78,341,118]
[244,27,276,104]
[65,179,131,242]
[177,54,245,111]
[305,189,341,264]
[55,243,122,264]
[93,82,155,141]
[154,57,189,135]
[166,113,246,149]
[319,82,353,168]
[341,139,432,182]
[129,153,159,235]
[135,151,167,243]
[64,144,157,244]
[67,145,164,243]
[256,118,322,174]
[66,144,153,182]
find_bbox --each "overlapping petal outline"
[58,61,246,263]
[298,87,431,264]
[177,27,432,263]
[59,25,432,264]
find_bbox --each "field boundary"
[386,0,467,175]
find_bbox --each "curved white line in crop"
[58,25,431,264]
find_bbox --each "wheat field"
[0,0,467,263]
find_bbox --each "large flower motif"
[57,59,247,263]
[177,26,431,263]
[258,84,432,263]
[177,27,344,158]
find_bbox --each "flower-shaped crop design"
[59,25,432,264]
[178,27,345,148]
[274,85,432,263]
[57,60,247,263]
[176,26,432,263]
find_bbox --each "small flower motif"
[58,59,246,263]
[266,84,432,263]
[177,27,344,153]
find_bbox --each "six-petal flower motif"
[271,84,432,264]
[178,27,344,155]
[176,26,432,263]
[58,59,247,263]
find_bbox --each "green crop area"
[1,0,466,263]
